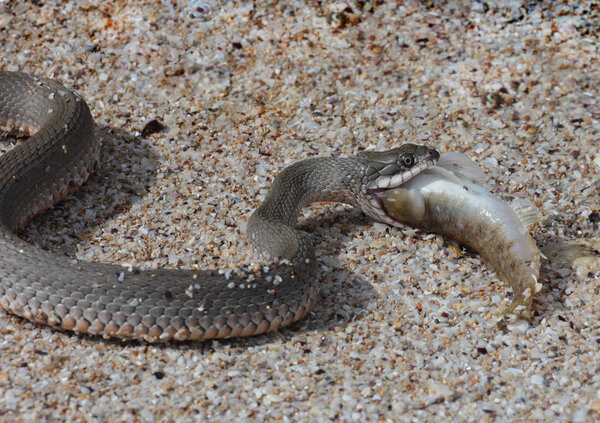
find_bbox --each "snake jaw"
[361,156,439,227]
[365,159,434,191]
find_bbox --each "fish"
[378,152,542,317]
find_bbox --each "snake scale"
[0,71,439,342]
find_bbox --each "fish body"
[379,152,541,315]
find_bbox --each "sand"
[0,1,598,421]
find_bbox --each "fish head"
[378,187,426,226]
[355,143,438,226]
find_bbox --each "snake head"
[357,143,439,225]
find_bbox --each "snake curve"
[0,70,439,342]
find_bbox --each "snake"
[0,70,439,342]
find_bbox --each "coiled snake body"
[0,71,439,342]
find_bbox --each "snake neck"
[246,156,365,261]
[255,156,365,224]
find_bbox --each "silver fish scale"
[0,70,438,342]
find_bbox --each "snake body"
[0,71,439,342]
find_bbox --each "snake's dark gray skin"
[0,70,439,342]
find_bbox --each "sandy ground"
[0,1,599,421]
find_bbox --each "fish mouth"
[364,156,437,227]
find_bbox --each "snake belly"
[0,70,439,342]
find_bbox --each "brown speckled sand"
[1,1,599,421]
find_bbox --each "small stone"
[141,119,165,137]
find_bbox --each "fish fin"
[501,273,540,318]
[422,166,466,186]
[502,291,534,319]
[446,242,465,257]
[380,188,425,224]
[509,198,541,230]
[438,152,488,184]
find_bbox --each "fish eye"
[400,153,415,168]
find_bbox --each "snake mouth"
[364,157,438,227]
[366,158,436,194]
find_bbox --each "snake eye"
[400,153,415,168]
